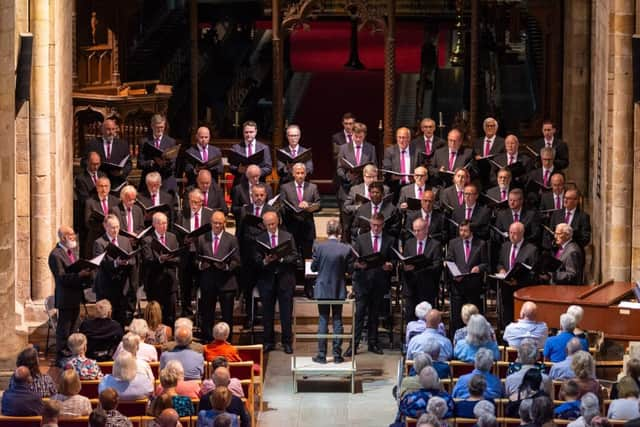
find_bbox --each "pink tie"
[501,190,506,201]
[156,138,161,149]
[297,185,304,203]
[448,151,456,171]
[418,241,424,255]
[555,195,562,210]
[508,154,514,165]
[255,206,260,216]
[105,142,111,160]
[466,207,472,220]
[112,238,117,245]
[457,191,463,206]
[202,147,208,162]
[565,211,571,224]
[203,192,208,207]
[127,208,134,233]
[213,235,219,255]
[543,170,550,187]
[484,139,491,157]
[248,143,253,157]
[510,244,518,269]
[91,174,97,185]
[546,140,553,148]
[373,205,379,215]
[194,212,200,229]
[271,234,277,248]
[160,235,166,245]
[355,145,362,165]
[555,247,564,259]
[417,187,423,199]
[347,134,353,144]
[373,235,379,252]
[424,214,430,234]
[464,240,471,262]
[67,249,76,263]
[151,193,157,205]
[400,150,407,175]
[514,212,519,223]
[291,148,297,158]
[101,199,108,216]
[425,138,432,156]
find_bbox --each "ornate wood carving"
[282,0,322,32]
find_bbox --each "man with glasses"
[277,124,314,184]
[342,164,389,243]
[411,118,446,168]
[545,188,591,250]
[430,129,474,186]
[383,127,416,202]
[405,189,447,243]
[438,167,470,210]
[450,184,491,241]
[398,166,431,210]
[545,223,584,285]
[494,188,541,245]
[474,117,505,188]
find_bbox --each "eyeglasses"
[414,174,426,178]
[463,192,477,196]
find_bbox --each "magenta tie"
[156,138,161,149]
[484,139,491,157]
[101,199,108,216]
[297,185,304,203]
[457,191,463,206]
[127,208,134,233]
[213,235,219,255]
[565,211,571,224]
[508,154,514,165]
[464,240,471,262]
[510,244,518,269]
[466,207,472,220]
[417,241,424,255]
[546,140,553,148]
[514,212,519,223]
[424,214,430,234]
[400,149,407,175]
[151,193,157,206]
[202,147,208,162]
[160,235,166,245]
[355,145,362,165]
[194,212,200,229]
[255,206,260,216]
[112,238,117,245]
[105,142,111,160]
[203,192,208,207]
[373,205,379,215]
[555,247,564,259]
[248,143,253,157]
[91,174,97,185]
[417,187,423,199]
[373,235,379,252]
[271,234,277,248]
[544,170,550,187]
[555,195,562,210]
[67,249,76,263]
[291,148,297,158]
[347,134,353,144]
[448,151,456,171]
[501,190,506,201]
[425,138,431,156]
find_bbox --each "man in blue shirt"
[503,301,549,349]
[543,313,588,363]
[452,348,503,399]
[1,366,43,416]
[549,337,582,380]
[407,309,452,361]
[159,326,204,380]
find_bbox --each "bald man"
[75,151,106,221]
[157,408,180,427]
[196,211,241,342]
[49,226,92,361]
[82,118,132,187]
[230,164,273,220]
[191,169,228,215]
[429,129,475,186]
[503,301,549,349]
[184,126,224,185]
[1,366,43,416]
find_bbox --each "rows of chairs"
[0,415,225,427]
[404,418,629,427]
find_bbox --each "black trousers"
[56,306,80,356]
[353,288,384,347]
[179,253,198,315]
[403,276,438,322]
[450,278,483,333]
[258,276,293,345]
[200,285,235,342]
[317,303,343,357]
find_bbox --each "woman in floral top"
[13,346,57,397]
[63,332,104,380]
[144,301,172,345]
[156,365,195,417]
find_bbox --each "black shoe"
[368,344,384,355]
[312,355,327,364]
[344,345,357,357]
[333,355,345,364]
[264,344,275,352]
[283,344,293,354]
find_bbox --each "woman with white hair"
[560,351,601,400]
[567,305,587,339]
[116,333,155,383]
[63,333,103,379]
[395,367,454,425]
[426,396,449,427]
[98,351,153,400]
[543,313,588,362]
[452,348,503,400]
[453,314,500,362]
[113,318,158,362]
[453,304,497,346]
[567,393,600,427]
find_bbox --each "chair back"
[58,417,90,427]
[97,361,114,374]
[449,361,475,378]
[117,398,150,417]
[228,361,254,381]
[0,416,41,426]
[79,379,101,398]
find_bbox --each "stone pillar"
[383,0,395,147]
[631,3,640,277]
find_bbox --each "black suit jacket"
[276,145,314,184]
[83,195,120,256]
[83,137,132,186]
[495,240,538,284]
[343,183,391,215]
[254,229,299,285]
[75,170,106,202]
[546,208,591,250]
[236,204,276,260]
[539,191,564,212]
[397,184,432,209]
[411,135,446,168]
[353,201,401,240]
[48,245,87,309]
[184,144,224,184]
[474,136,505,157]
[494,208,541,245]
[93,234,135,299]
[186,183,228,215]
[137,135,178,192]
[138,188,178,224]
[451,204,491,241]
[175,207,214,252]
[141,232,180,293]
[109,203,145,235]
[352,232,395,295]
[383,144,416,176]
[489,152,534,186]
[445,237,488,289]
[230,182,273,220]
[438,185,465,211]
[335,141,378,200]
[402,237,443,295]
[279,181,320,242]
[197,231,241,292]
[532,138,569,170]
[229,140,273,182]
[404,209,447,243]
[553,241,584,285]
[430,146,474,175]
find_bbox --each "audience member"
[506,369,548,417]
[42,399,61,427]
[1,366,43,416]
[155,365,195,416]
[453,374,488,417]
[543,313,588,362]
[562,351,600,400]
[549,337,582,380]
[453,304,497,346]
[473,400,496,418]
[530,395,555,427]
[51,368,92,417]
[503,301,549,349]
[505,339,552,397]
[160,325,204,380]
[395,366,454,425]
[554,380,582,420]
[98,388,132,427]
[204,322,241,362]
[452,348,503,399]
[407,310,453,361]
[197,386,240,427]
[88,407,108,427]
[567,392,600,427]
[476,414,498,427]
[567,305,588,340]
[79,299,124,361]
[117,332,155,383]
[162,318,204,353]
[405,301,447,344]
[398,353,433,400]
[611,357,640,399]
[453,314,500,362]
[607,376,640,420]
[147,394,179,427]
[98,351,154,400]
[518,398,534,427]
[113,318,159,362]
[63,332,104,379]
[421,341,451,379]
[155,359,201,399]
[12,346,57,398]
[200,357,245,399]
[157,408,182,427]
[415,413,442,427]
[198,367,250,427]
[426,396,449,426]
[144,301,173,345]
[213,413,234,427]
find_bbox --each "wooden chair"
[116,399,150,417]
[149,361,161,379]
[236,344,264,412]
[495,398,508,418]
[79,379,101,399]
[495,361,510,378]
[498,417,521,427]
[139,415,193,427]
[97,361,114,374]
[504,347,543,362]
[154,344,163,360]
[552,380,563,400]
[405,417,418,427]
[404,359,415,376]
[455,417,479,427]
[0,416,41,426]
[240,379,256,427]
[441,378,453,393]
[554,419,571,425]
[58,417,90,427]
[228,361,255,381]
[449,361,475,378]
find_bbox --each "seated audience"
[567,305,588,340]
[63,332,104,379]
[162,317,204,353]
[155,359,201,399]
[453,304,497,346]
[549,337,582,380]
[518,398,534,427]
[98,388,132,427]
[398,353,433,401]
[395,366,454,425]
[157,408,182,427]
[421,341,451,379]
[607,376,640,420]
[505,339,552,397]
[506,369,549,418]
[407,309,452,361]
[79,299,124,361]
[197,386,240,427]
[426,396,450,426]
[155,365,195,417]
[503,301,549,349]
[144,301,173,345]
[405,301,447,344]
[415,413,442,427]
[89,408,108,427]
[567,392,600,427]
[98,351,154,400]
[117,332,155,383]
[453,374,489,417]
[160,325,204,380]
[611,357,640,399]
[198,367,250,427]
[51,368,92,417]
[473,400,497,418]
[476,414,498,427]
[200,357,245,399]
[42,399,61,427]
[204,322,241,362]
[113,318,159,362]
[543,313,588,362]
[147,393,178,426]
[1,366,43,415]
[453,314,500,362]
[452,348,503,399]
[12,346,57,398]
[530,395,555,427]
[554,380,582,420]
[560,351,600,400]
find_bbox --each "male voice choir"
[50,112,589,363]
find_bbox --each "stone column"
[383,0,395,148]
[631,3,640,277]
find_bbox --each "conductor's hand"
[470,266,480,274]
